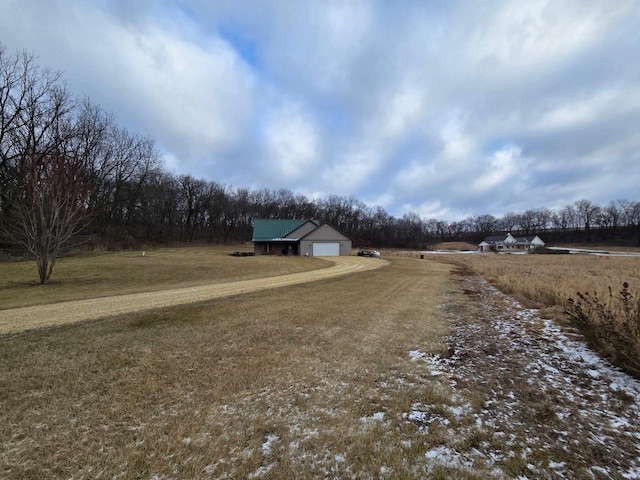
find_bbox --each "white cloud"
[264,99,320,180]
[534,87,640,131]
[162,152,180,172]
[535,92,614,131]
[0,0,257,165]
[465,0,633,73]
[322,149,379,193]
[125,27,256,153]
[363,192,395,210]
[391,111,476,195]
[324,78,430,193]
[471,146,524,194]
[379,83,427,141]
[440,112,476,162]
[407,200,455,220]
[263,0,374,94]
[2,0,639,220]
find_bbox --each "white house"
[478,233,545,252]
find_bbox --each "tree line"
[2,46,640,282]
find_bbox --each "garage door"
[312,242,340,256]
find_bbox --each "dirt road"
[0,256,385,335]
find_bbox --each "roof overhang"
[253,238,300,242]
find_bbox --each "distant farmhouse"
[252,219,352,256]
[478,233,545,252]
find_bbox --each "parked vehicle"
[357,250,380,257]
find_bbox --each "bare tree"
[605,201,620,238]
[1,47,66,221]
[0,46,95,283]
[518,210,537,235]
[575,199,600,234]
[564,205,579,230]
[434,220,449,242]
[499,212,520,233]
[620,200,640,245]
[397,212,426,248]
[534,207,552,232]
[472,214,498,236]
[595,201,620,240]
[551,209,570,235]
[176,174,208,241]
[3,152,93,283]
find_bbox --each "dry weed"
[567,282,640,376]
[452,254,640,309]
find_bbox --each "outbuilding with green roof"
[252,219,352,256]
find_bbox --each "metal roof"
[480,233,544,245]
[252,219,318,242]
[481,234,511,244]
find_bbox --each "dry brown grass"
[446,252,640,376]
[428,241,478,251]
[0,256,382,334]
[566,283,640,377]
[451,253,640,312]
[1,257,458,479]
[0,246,330,310]
[557,243,640,253]
[4,250,638,478]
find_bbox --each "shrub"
[566,283,640,378]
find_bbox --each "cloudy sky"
[2,0,639,220]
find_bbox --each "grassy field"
[442,251,640,376]
[428,242,477,251]
[449,252,640,314]
[1,256,457,479]
[3,248,640,478]
[0,246,331,310]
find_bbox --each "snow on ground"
[409,274,640,478]
[230,272,640,478]
[160,268,640,479]
[420,249,481,255]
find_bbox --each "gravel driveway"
[0,256,385,335]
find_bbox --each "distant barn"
[478,233,545,252]
[252,219,352,256]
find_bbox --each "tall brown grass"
[450,253,640,376]
[566,283,640,377]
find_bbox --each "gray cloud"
[1,0,639,219]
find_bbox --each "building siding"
[299,224,352,256]
[252,220,352,256]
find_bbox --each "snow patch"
[360,411,386,424]
[261,433,279,456]
[409,349,426,361]
[404,274,640,478]
[248,462,276,478]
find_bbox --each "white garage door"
[312,242,340,256]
